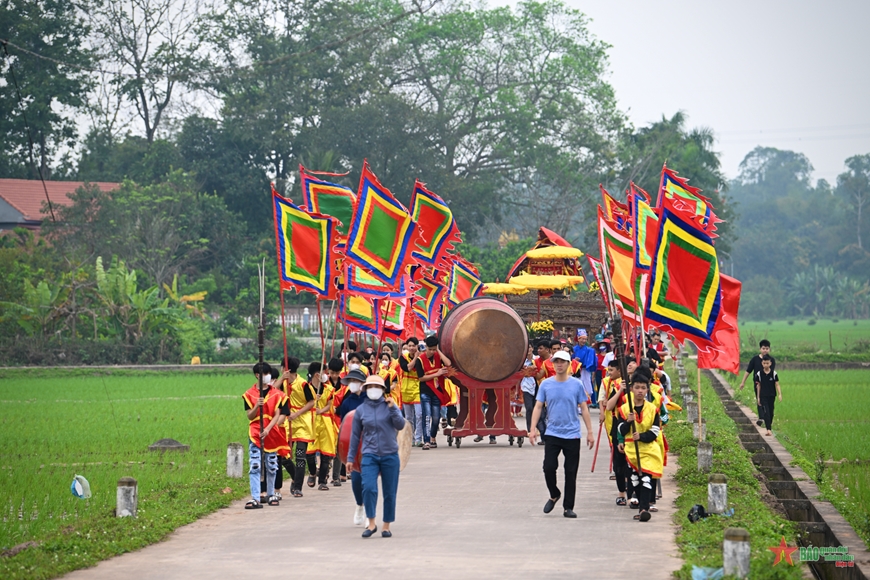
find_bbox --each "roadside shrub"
[808,318,817,325]
[787,320,794,325]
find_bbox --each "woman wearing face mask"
[378,353,402,409]
[347,375,406,538]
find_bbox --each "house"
[0,179,120,230]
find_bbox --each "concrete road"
[65,415,681,580]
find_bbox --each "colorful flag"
[645,206,722,343]
[601,184,632,234]
[299,166,356,237]
[657,165,720,236]
[413,276,444,329]
[345,162,422,289]
[272,189,338,298]
[410,181,462,271]
[339,294,380,335]
[697,274,742,374]
[631,184,660,272]
[586,255,612,313]
[379,299,406,333]
[344,265,408,299]
[598,207,640,322]
[446,257,482,307]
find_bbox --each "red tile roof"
[0,179,120,222]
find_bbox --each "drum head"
[451,308,527,382]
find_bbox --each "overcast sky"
[494,0,870,185]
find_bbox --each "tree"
[0,0,92,178]
[732,146,814,202]
[837,154,870,250]
[91,0,207,143]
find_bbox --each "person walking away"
[347,375,406,538]
[739,340,776,426]
[529,350,594,518]
[399,338,424,446]
[754,355,782,436]
[337,368,367,524]
[616,373,662,522]
[308,362,339,491]
[243,362,290,509]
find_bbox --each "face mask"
[366,387,384,400]
[401,349,409,356]
[381,361,389,367]
[321,373,329,383]
[349,363,360,371]
[262,374,271,383]
[348,381,362,393]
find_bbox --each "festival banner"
[345,162,422,289]
[586,255,612,312]
[409,181,462,271]
[446,257,483,307]
[272,189,339,298]
[379,298,406,333]
[598,206,640,322]
[697,274,742,374]
[657,165,720,236]
[413,276,445,329]
[344,265,408,299]
[600,184,631,234]
[645,206,722,343]
[631,183,660,272]
[299,166,356,237]
[339,294,380,335]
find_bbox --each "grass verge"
[669,363,805,579]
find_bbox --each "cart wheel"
[509,436,515,446]
[447,435,454,447]
[455,437,462,449]
[517,437,524,448]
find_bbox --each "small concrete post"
[686,402,698,423]
[116,477,138,517]
[697,441,713,472]
[723,527,750,578]
[227,443,244,478]
[708,473,728,514]
[692,418,706,439]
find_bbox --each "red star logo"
[768,536,799,566]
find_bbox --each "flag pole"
[697,350,703,442]
[256,260,267,489]
[279,285,288,366]
[316,297,327,371]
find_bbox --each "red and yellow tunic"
[378,365,402,408]
[419,352,450,405]
[308,383,338,457]
[569,360,582,376]
[534,357,556,378]
[282,376,315,443]
[242,384,291,454]
[618,399,663,478]
[600,376,622,439]
[400,353,421,404]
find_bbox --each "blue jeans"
[248,442,277,501]
[361,453,400,522]
[351,470,363,506]
[420,392,441,443]
[403,403,423,444]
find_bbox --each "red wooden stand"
[443,371,528,448]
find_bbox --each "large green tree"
[0,0,92,178]
[837,154,870,250]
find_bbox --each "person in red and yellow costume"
[398,338,423,446]
[242,362,290,509]
[277,356,317,498]
[377,352,402,408]
[307,361,339,491]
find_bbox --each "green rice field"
[726,369,870,547]
[0,368,254,579]
[739,319,870,355]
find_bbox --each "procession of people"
[241,324,679,533]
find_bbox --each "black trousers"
[630,469,653,511]
[290,441,308,491]
[542,435,581,510]
[760,396,776,430]
[522,391,546,435]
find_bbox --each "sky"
[494,0,870,185]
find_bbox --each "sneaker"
[474,435,484,443]
[756,419,764,427]
[353,505,365,525]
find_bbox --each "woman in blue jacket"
[347,374,406,538]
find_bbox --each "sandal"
[629,499,639,509]
[307,475,315,488]
[649,506,658,512]
[274,492,282,500]
[245,500,263,510]
[616,497,627,506]
[291,489,303,498]
[430,440,437,448]
[422,443,431,450]
[318,483,329,491]
[609,475,617,481]
[474,435,484,442]
[268,496,280,506]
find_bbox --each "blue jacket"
[337,391,364,420]
[348,396,406,459]
[573,344,597,371]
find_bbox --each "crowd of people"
[239,327,715,532]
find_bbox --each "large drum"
[438,296,528,383]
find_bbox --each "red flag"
[697,274,742,374]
